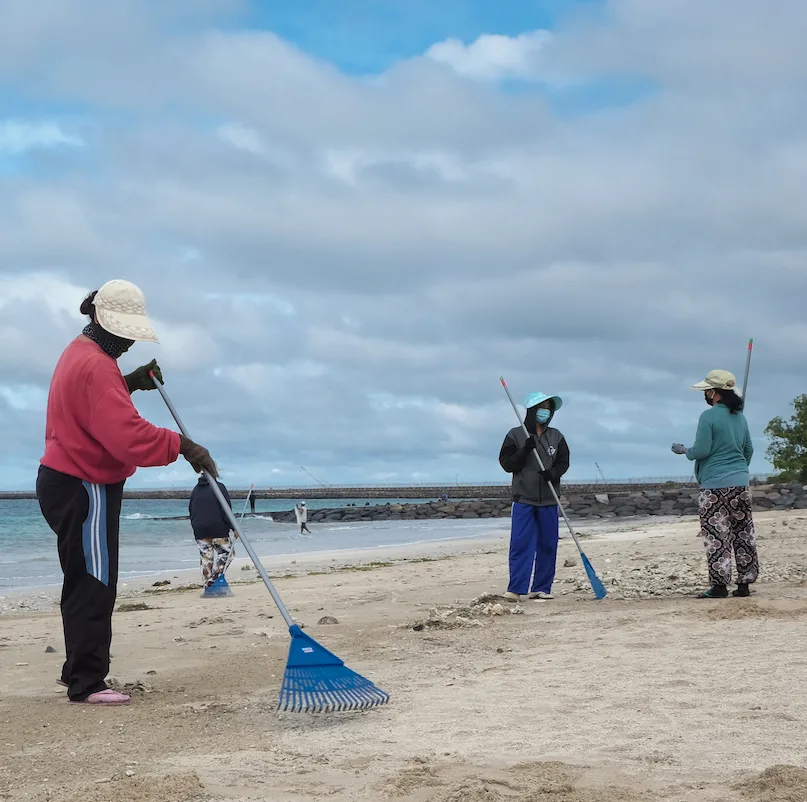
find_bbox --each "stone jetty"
[266,483,807,524]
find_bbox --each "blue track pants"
[508,502,559,595]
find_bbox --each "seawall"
[147,483,806,524]
[0,481,705,501]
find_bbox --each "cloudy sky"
[1,0,805,491]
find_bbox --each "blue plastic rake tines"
[201,574,234,598]
[500,377,607,601]
[280,625,390,713]
[151,374,391,714]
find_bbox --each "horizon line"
[0,473,776,495]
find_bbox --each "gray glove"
[671,443,687,455]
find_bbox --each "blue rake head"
[278,626,390,713]
[582,553,607,600]
[201,574,234,598]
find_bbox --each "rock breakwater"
[267,483,807,524]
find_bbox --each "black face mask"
[705,391,716,407]
[83,321,135,360]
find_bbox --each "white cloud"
[425,31,550,81]
[217,122,265,155]
[541,0,807,87]
[145,318,222,371]
[0,272,87,317]
[0,384,48,411]
[0,120,82,154]
[1,0,806,488]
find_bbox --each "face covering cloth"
[83,321,135,360]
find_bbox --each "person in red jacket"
[37,279,217,706]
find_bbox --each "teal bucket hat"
[523,391,563,411]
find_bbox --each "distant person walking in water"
[672,369,758,599]
[499,392,570,603]
[37,280,216,705]
[189,475,236,589]
[295,502,311,534]
[249,491,256,515]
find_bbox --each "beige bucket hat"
[94,280,159,343]
[690,369,737,392]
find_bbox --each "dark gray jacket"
[498,426,570,507]
[189,476,233,540]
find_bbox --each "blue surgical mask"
[536,409,551,424]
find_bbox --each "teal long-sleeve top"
[686,403,753,489]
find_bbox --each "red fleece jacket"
[41,337,181,485]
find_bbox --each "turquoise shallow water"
[0,497,499,591]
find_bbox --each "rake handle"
[238,484,254,523]
[500,377,585,556]
[151,373,295,628]
[741,338,753,406]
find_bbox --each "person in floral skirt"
[672,369,758,598]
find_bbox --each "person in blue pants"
[498,392,570,601]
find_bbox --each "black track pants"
[36,466,124,701]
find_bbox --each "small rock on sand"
[318,616,339,625]
[564,558,577,568]
[45,645,57,653]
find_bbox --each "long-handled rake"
[741,338,753,406]
[239,484,254,522]
[500,377,607,600]
[152,373,390,713]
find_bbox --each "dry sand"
[2,511,807,801]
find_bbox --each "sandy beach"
[2,511,807,802]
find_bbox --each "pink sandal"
[70,689,131,705]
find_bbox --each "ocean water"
[0,497,504,592]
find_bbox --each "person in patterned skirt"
[189,474,236,588]
[672,369,759,598]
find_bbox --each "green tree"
[765,395,807,482]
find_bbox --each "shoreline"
[0,527,513,610]
[0,514,689,613]
[6,488,801,605]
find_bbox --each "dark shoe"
[697,585,729,598]
[732,583,751,598]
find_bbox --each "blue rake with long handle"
[151,373,390,713]
[500,377,607,600]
